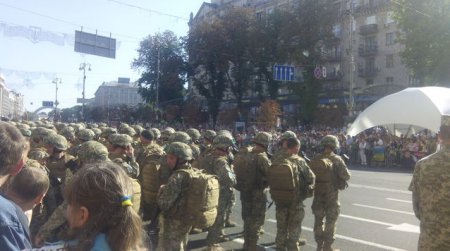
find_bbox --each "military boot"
[225,218,237,228]
[316,240,324,251]
[322,241,339,251]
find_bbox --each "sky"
[0,0,206,112]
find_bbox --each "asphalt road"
[187,165,419,251]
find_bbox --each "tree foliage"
[132,31,186,106]
[257,99,282,129]
[394,0,450,84]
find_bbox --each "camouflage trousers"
[311,193,340,243]
[418,223,450,251]
[225,189,236,224]
[207,189,233,245]
[141,202,160,249]
[275,201,305,251]
[241,189,267,241]
[157,217,192,251]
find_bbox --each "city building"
[0,73,24,120]
[92,77,143,108]
[190,0,415,125]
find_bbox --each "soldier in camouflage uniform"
[157,142,195,251]
[312,135,351,251]
[409,115,450,251]
[34,141,110,247]
[241,132,272,250]
[272,137,315,251]
[43,134,76,218]
[108,134,141,212]
[67,128,95,156]
[206,134,237,249]
[161,127,175,146]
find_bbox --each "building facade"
[190,0,415,124]
[0,74,24,120]
[92,78,143,108]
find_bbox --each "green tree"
[394,0,450,84]
[132,31,186,108]
[289,0,335,124]
[187,17,229,128]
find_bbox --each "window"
[386,77,394,84]
[256,12,262,21]
[365,58,376,72]
[386,54,394,68]
[366,15,376,25]
[333,24,341,37]
[366,80,374,85]
[386,32,395,45]
[386,11,395,24]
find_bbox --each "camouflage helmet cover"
[161,127,175,138]
[45,134,69,150]
[280,130,297,141]
[169,131,192,144]
[77,129,95,141]
[150,128,161,139]
[119,126,136,137]
[91,128,102,136]
[132,125,144,135]
[186,128,201,141]
[109,134,133,147]
[203,130,217,141]
[28,150,50,161]
[165,142,193,161]
[321,135,340,149]
[213,134,234,149]
[78,141,109,163]
[253,132,272,146]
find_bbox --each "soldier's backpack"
[232,146,258,192]
[177,169,220,229]
[267,157,298,207]
[141,160,161,204]
[309,158,334,195]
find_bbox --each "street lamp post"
[52,77,62,122]
[79,62,91,121]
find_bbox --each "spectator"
[0,122,31,250]
[358,138,367,166]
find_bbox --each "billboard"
[74,30,116,59]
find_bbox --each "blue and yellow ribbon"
[120,195,133,207]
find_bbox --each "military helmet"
[186,128,201,141]
[213,134,234,149]
[87,123,98,129]
[28,150,49,161]
[217,130,233,138]
[132,125,144,135]
[45,134,69,150]
[253,132,272,146]
[119,126,136,137]
[20,128,32,137]
[161,127,175,139]
[91,128,102,137]
[78,141,109,163]
[169,131,192,144]
[60,127,76,140]
[165,142,193,161]
[16,123,30,131]
[321,135,340,149]
[77,129,95,141]
[280,130,297,141]
[203,130,216,142]
[101,127,117,139]
[109,134,133,147]
[150,128,161,139]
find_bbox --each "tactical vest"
[309,158,334,195]
[233,146,258,192]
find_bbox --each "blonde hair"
[64,161,144,251]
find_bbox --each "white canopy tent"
[347,87,450,136]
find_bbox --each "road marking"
[266,219,411,250]
[388,223,420,233]
[350,184,411,194]
[353,203,415,216]
[340,214,393,227]
[386,198,412,204]
[233,238,244,244]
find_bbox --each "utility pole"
[52,77,62,122]
[156,47,160,122]
[79,62,91,121]
[348,0,355,116]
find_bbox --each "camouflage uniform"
[206,135,237,247]
[157,142,194,251]
[241,132,272,249]
[409,115,450,251]
[272,149,315,251]
[109,134,141,212]
[312,135,351,251]
[36,141,110,244]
